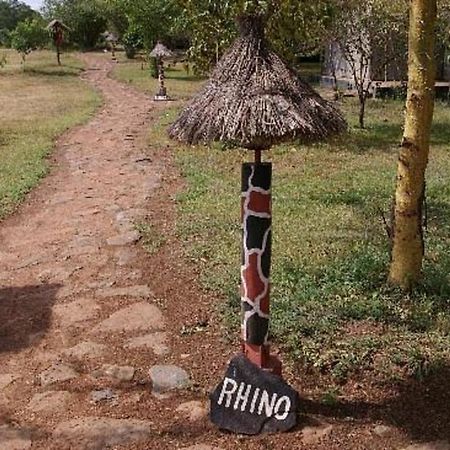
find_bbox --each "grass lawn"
[114,58,450,386]
[0,49,100,219]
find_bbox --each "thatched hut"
[169,15,346,150]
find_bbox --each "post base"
[242,343,282,376]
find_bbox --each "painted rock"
[210,354,298,435]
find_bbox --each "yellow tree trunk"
[389,0,437,290]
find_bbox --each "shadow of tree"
[301,365,450,441]
[23,67,82,77]
[0,283,61,353]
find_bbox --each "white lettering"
[218,377,238,408]
[274,396,291,420]
[257,390,278,417]
[249,387,260,413]
[233,382,252,411]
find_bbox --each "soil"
[0,54,449,450]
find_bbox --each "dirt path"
[0,54,218,450]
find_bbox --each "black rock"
[210,354,299,435]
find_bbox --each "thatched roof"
[102,31,118,43]
[168,15,347,150]
[46,19,70,31]
[150,42,173,59]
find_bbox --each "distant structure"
[102,32,119,62]
[150,42,173,101]
[47,19,69,66]
[322,40,450,96]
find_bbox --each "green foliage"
[43,0,108,49]
[149,56,158,78]
[122,23,143,58]
[176,0,333,74]
[10,17,48,62]
[0,0,38,46]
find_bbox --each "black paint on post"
[210,354,299,434]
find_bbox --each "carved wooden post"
[241,156,281,376]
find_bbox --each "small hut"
[150,41,173,100]
[47,19,69,66]
[169,14,346,435]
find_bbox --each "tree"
[389,0,437,290]
[0,0,38,46]
[42,0,107,49]
[10,17,48,62]
[327,0,408,128]
[176,0,333,74]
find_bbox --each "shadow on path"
[0,283,61,353]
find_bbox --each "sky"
[22,0,43,11]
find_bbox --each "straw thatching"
[169,15,347,150]
[46,19,70,31]
[102,31,118,43]
[150,42,173,59]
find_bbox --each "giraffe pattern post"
[241,163,272,350]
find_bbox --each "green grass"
[0,49,100,219]
[114,59,450,384]
[112,53,205,100]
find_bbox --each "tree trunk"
[389,0,437,290]
[57,45,61,66]
[358,93,366,129]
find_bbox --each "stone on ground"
[39,362,78,386]
[373,424,394,437]
[63,341,107,359]
[149,365,190,393]
[27,390,72,413]
[92,364,135,382]
[176,400,208,422]
[53,298,100,327]
[106,231,140,246]
[90,388,118,404]
[124,332,169,355]
[93,302,164,334]
[53,417,152,450]
[0,424,31,450]
[96,284,152,298]
[301,419,334,445]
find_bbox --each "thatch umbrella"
[150,41,173,100]
[169,15,346,152]
[169,16,346,433]
[47,19,70,66]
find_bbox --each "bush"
[10,18,48,63]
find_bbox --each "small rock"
[373,424,393,437]
[97,285,152,298]
[0,424,31,450]
[301,419,333,445]
[62,341,107,359]
[149,365,190,393]
[93,364,135,382]
[402,442,450,450]
[0,374,18,391]
[28,391,71,413]
[115,248,138,266]
[39,362,78,386]
[124,332,169,356]
[176,401,208,422]
[90,388,118,404]
[93,302,164,334]
[107,231,140,246]
[53,417,152,450]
